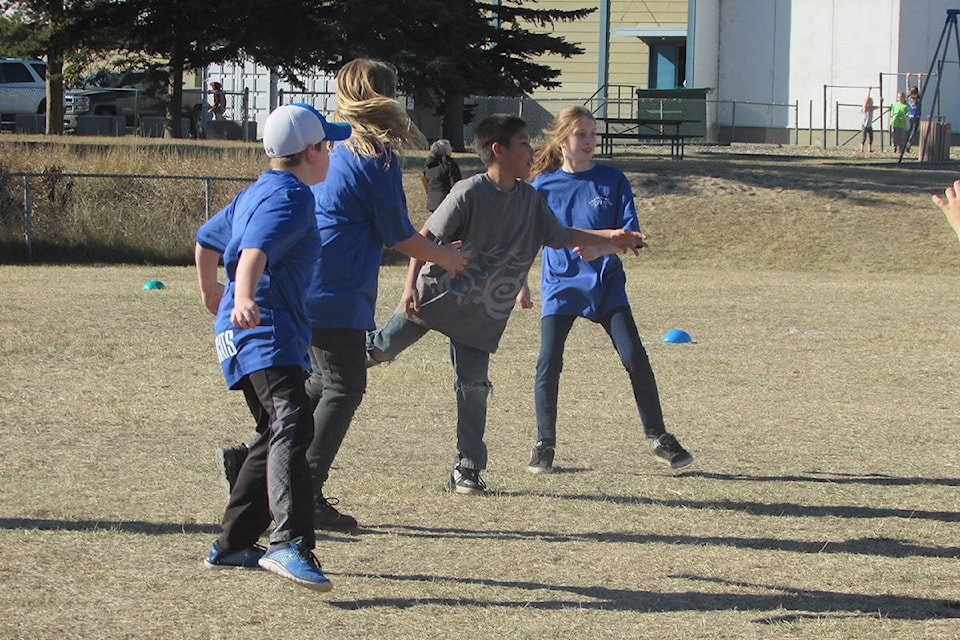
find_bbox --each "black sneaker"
[217,444,248,495]
[314,493,358,532]
[447,463,487,495]
[651,433,694,469]
[527,440,555,474]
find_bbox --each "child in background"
[890,92,909,154]
[366,114,648,495]
[860,94,875,153]
[523,105,693,475]
[906,83,921,152]
[195,104,350,591]
[422,138,462,212]
[208,81,226,120]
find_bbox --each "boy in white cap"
[195,104,350,591]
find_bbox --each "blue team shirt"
[307,142,416,329]
[532,164,640,320]
[196,170,321,389]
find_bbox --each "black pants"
[304,328,367,495]
[217,366,315,551]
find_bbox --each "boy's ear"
[490,140,503,158]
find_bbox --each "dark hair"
[473,114,527,165]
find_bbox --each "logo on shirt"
[589,195,614,212]
[215,329,238,363]
[444,246,527,320]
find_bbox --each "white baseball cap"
[262,103,351,158]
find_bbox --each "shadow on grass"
[0,517,221,535]
[683,470,960,487]
[514,491,960,523]
[368,524,960,559]
[328,570,959,619]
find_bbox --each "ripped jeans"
[368,312,492,470]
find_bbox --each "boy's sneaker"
[447,461,487,495]
[217,443,248,495]
[258,536,333,592]
[314,493,358,532]
[651,433,694,469]
[203,540,266,570]
[527,440,555,474]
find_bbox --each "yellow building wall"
[527,0,689,107]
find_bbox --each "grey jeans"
[369,313,492,470]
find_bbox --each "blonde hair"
[862,96,874,111]
[333,58,426,164]
[531,105,595,179]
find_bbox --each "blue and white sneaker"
[258,537,333,592]
[203,541,266,570]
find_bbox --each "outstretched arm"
[566,228,648,257]
[393,232,471,277]
[932,179,960,243]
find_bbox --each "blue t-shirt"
[307,142,416,329]
[196,170,321,389]
[532,164,640,320]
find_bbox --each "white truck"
[64,71,205,136]
[0,57,47,129]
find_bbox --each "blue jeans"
[369,313,492,470]
[534,307,666,443]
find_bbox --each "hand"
[608,229,648,256]
[440,241,471,277]
[399,286,420,318]
[574,244,613,261]
[933,179,960,241]
[230,298,260,329]
[516,283,532,309]
[200,282,224,315]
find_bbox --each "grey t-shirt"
[414,173,570,353]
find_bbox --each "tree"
[0,0,128,135]
[94,0,340,138]
[327,0,594,149]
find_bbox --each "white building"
[690,0,960,144]
[201,60,336,138]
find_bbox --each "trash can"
[919,121,951,162]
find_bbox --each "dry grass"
[1,143,960,639]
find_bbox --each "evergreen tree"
[327,0,593,149]
[1,0,128,134]
[119,0,339,138]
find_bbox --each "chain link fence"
[0,171,252,263]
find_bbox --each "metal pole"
[596,0,610,120]
[242,88,250,142]
[730,101,736,144]
[22,175,32,262]
[878,71,884,152]
[835,102,840,147]
[808,99,813,146]
[822,85,827,149]
[204,178,212,221]
[793,100,798,145]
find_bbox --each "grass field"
[1,144,959,639]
